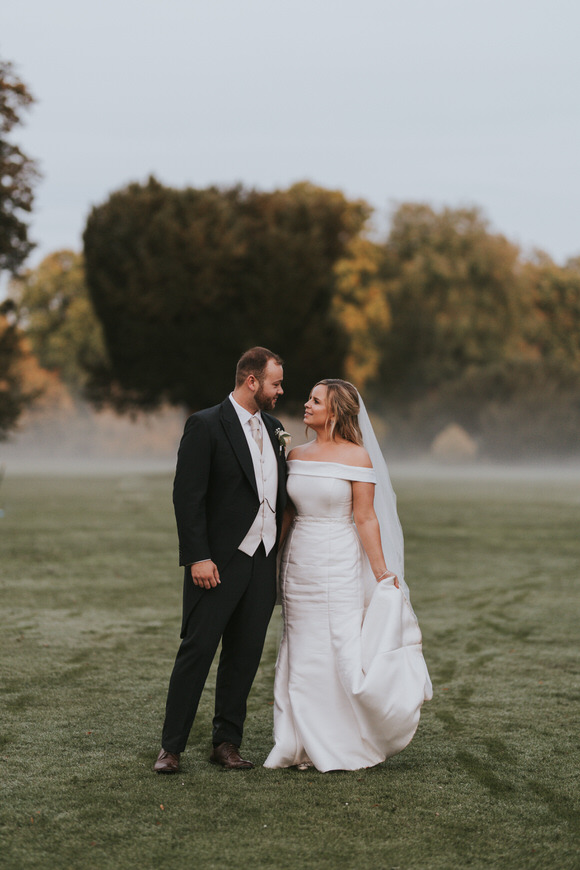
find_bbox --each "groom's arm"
[173,413,213,567]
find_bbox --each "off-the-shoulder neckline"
[288,458,373,471]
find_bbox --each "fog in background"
[2,402,579,484]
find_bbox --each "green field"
[0,470,578,869]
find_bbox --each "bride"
[264,379,432,772]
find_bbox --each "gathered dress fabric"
[264,460,432,773]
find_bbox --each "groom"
[154,347,286,772]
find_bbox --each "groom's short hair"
[235,347,283,387]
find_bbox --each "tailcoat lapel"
[219,399,259,498]
[262,414,284,463]
[262,413,287,512]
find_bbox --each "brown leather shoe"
[153,748,180,773]
[209,742,254,769]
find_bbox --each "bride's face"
[304,384,331,430]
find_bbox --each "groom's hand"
[190,560,221,589]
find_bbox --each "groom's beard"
[255,385,278,412]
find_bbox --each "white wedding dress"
[264,460,432,772]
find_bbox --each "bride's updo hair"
[315,379,363,446]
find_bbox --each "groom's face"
[254,361,284,412]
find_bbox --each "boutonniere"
[274,427,292,455]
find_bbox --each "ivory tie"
[249,415,263,452]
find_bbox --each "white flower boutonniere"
[274,427,292,455]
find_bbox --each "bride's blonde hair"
[314,379,363,446]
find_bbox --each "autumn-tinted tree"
[332,236,391,388]
[0,301,35,439]
[365,206,580,456]
[523,252,580,372]
[376,203,526,400]
[83,178,370,411]
[9,250,107,394]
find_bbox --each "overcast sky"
[2,0,579,273]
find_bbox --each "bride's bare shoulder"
[287,443,313,461]
[337,443,372,468]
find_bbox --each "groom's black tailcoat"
[163,397,286,752]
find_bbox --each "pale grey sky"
[2,0,579,270]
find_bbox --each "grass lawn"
[0,469,578,869]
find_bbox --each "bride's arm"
[279,501,296,547]
[352,481,399,586]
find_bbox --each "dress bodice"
[287,460,377,523]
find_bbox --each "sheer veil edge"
[357,392,413,612]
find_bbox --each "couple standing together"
[154,347,432,774]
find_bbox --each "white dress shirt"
[229,394,278,556]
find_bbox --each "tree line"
[7,179,580,457]
[1,54,579,457]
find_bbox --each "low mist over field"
[1,401,578,482]
[0,402,185,474]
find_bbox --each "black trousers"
[161,544,277,753]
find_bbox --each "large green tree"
[83,178,370,411]
[0,57,40,438]
[0,58,39,275]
